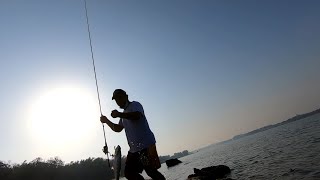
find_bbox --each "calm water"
[138,113,320,180]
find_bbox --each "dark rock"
[187,165,231,180]
[165,158,182,167]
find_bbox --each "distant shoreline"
[232,108,320,140]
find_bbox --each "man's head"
[112,89,128,109]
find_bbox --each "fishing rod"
[83,0,111,167]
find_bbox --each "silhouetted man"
[100,89,165,180]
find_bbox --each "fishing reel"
[102,145,109,154]
[102,145,112,167]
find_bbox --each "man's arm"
[111,110,141,121]
[100,115,124,132]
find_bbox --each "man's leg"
[125,152,144,180]
[145,168,166,180]
[142,145,165,180]
[124,170,144,180]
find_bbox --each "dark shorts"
[125,144,161,173]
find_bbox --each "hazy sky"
[1,0,319,164]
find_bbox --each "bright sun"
[27,85,99,155]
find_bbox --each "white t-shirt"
[119,101,156,153]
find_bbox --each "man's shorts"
[126,144,161,173]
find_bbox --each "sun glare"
[27,85,99,155]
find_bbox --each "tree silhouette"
[0,156,124,180]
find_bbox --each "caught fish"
[113,145,121,180]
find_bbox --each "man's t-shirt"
[119,101,156,153]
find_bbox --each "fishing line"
[83,0,110,167]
